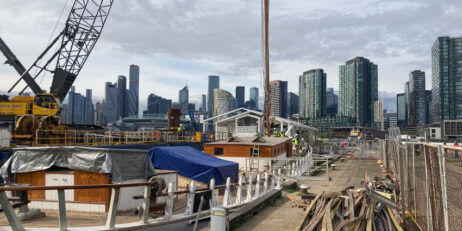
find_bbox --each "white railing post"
[186,181,195,215]
[271,176,275,190]
[292,162,296,176]
[255,174,261,199]
[246,175,253,202]
[209,178,215,208]
[0,191,24,231]
[264,172,268,193]
[276,176,281,189]
[236,176,242,205]
[223,177,230,207]
[278,168,281,177]
[57,189,67,231]
[105,187,120,229]
[165,183,174,219]
[140,184,152,224]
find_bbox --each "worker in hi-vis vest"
[273,128,278,137]
[294,134,299,146]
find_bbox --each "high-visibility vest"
[273,130,278,136]
[294,138,299,145]
[280,132,284,137]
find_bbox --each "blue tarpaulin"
[148,146,238,185]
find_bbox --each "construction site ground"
[234,156,382,231]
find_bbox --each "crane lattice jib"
[51,0,114,102]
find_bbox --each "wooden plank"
[15,170,45,199]
[229,189,282,228]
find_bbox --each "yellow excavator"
[0,0,114,145]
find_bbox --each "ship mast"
[262,0,271,137]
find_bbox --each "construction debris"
[296,185,403,231]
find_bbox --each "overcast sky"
[1,0,462,113]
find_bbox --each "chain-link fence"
[377,139,462,231]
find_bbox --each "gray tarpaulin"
[0,146,156,182]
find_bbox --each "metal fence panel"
[443,147,462,231]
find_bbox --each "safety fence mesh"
[377,140,462,231]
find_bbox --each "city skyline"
[2,1,462,114]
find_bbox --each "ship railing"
[0,173,282,231]
[33,130,199,146]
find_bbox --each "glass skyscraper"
[397,93,407,127]
[128,64,139,116]
[249,87,259,110]
[408,70,426,126]
[299,69,326,119]
[207,75,220,117]
[117,75,127,119]
[431,36,462,122]
[338,57,378,126]
[235,86,245,108]
[179,85,189,115]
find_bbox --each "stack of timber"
[297,186,403,231]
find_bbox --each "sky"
[1,0,462,113]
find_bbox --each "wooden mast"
[263,0,271,137]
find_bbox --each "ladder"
[249,144,260,173]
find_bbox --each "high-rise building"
[94,102,105,126]
[84,89,94,124]
[201,94,207,114]
[207,75,220,117]
[270,80,288,118]
[104,82,118,124]
[179,85,189,114]
[235,86,245,108]
[214,89,237,117]
[249,87,259,110]
[431,36,462,122]
[299,69,326,119]
[408,70,426,127]
[128,64,139,116]
[144,94,172,115]
[326,88,338,115]
[117,75,128,119]
[288,92,299,117]
[64,86,94,124]
[425,90,432,124]
[374,100,384,130]
[397,93,407,127]
[338,57,378,126]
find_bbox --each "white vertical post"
[276,176,281,189]
[209,178,215,208]
[292,162,296,176]
[140,185,152,224]
[255,174,261,198]
[57,189,67,231]
[264,172,268,193]
[246,175,253,202]
[271,176,275,190]
[105,187,120,229]
[223,177,231,207]
[278,168,281,177]
[186,181,195,215]
[236,176,242,205]
[165,183,174,219]
[0,191,25,231]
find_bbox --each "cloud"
[1,0,462,112]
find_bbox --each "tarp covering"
[0,146,156,182]
[148,146,238,185]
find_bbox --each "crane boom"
[0,37,43,94]
[51,0,114,102]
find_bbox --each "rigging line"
[36,0,71,89]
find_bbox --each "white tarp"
[0,146,156,182]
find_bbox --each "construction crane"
[0,0,114,145]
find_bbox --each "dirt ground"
[234,157,382,231]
